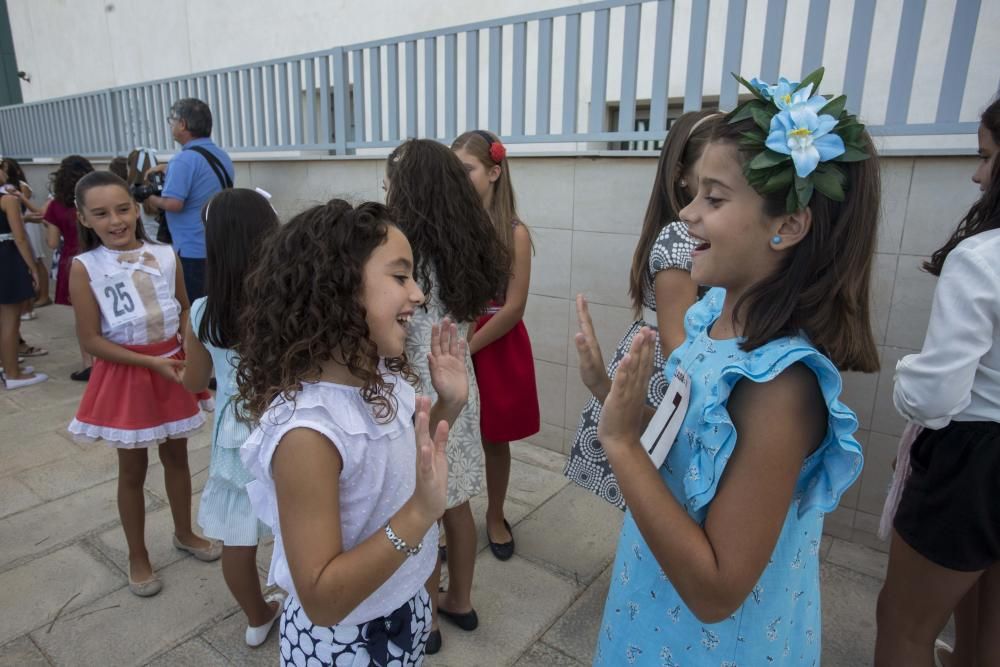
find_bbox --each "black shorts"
[894,420,1000,571]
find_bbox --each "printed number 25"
[104,281,135,317]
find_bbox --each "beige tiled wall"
[25,152,977,551]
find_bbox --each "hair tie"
[473,130,506,163]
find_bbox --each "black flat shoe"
[425,629,442,655]
[487,519,515,561]
[437,604,479,631]
[71,367,92,382]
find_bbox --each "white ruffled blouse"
[241,376,438,627]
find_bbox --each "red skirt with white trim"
[69,337,205,448]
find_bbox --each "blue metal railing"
[0,0,986,159]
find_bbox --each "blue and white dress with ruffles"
[594,288,863,666]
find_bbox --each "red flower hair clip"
[489,140,506,163]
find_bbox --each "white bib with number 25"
[92,271,147,329]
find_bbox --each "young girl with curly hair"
[237,199,468,665]
[385,139,509,654]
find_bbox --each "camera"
[130,171,164,203]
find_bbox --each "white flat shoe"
[246,592,286,647]
[128,567,163,598]
[5,373,48,389]
[0,365,33,375]
[172,534,222,562]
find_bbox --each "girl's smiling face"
[78,184,142,251]
[360,225,425,358]
[973,122,997,192]
[678,142,784,295]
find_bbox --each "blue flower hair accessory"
[731,67,869,212]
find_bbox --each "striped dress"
[191,297,269,546]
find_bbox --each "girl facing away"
[875,98,1000,667]
[567,110,718,510]
[67,171,220,597]
[0,157,50,317]
[236,200,467,665]
[181,188,283,647]
[384,138,510,654]
[581,69,879,665]
[0,165,45,388]
[451,129,540,561]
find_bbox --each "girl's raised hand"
[428,318,469,410]
[574,294,612,402]
[598,327,656,453]
[412,396,450,522]
[150,356,185,384]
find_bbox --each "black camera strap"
[188,146,233,190]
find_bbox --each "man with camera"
[147,98,233,301]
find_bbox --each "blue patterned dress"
[595,289,863,666]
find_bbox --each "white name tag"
[92,271,147,329]
[640,367,691,469]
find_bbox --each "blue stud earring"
[772,235,782,245]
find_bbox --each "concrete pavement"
[2,304,907,666]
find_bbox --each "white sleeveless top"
[73,242,181,346]
[241,375,438,627]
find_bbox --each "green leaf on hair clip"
[749,149,788,170]
[730,99,763,124]
[819,95,847,120]
[786,185,800,213]
[733,73,768,101]
[795,67,825,96]
[839,123,863,144]
[750,105,774,132]
[812,165,846,201]
[760,167,794,194]
[836,145,870,162]
[739,131,766,148]
[794,175,814,210]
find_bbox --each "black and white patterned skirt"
[564,319,669,510]
[279,588,432,667]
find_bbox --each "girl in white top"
[875,98,1000,667]
[238,200,467,666]
[67,171,219,599]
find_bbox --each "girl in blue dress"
[575,69,879,665]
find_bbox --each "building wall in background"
[6,0,998,133]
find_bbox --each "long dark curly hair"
[235,199,414,423]
[924,97,1000,276]
[386,139,509,322]
[50,155,94,206]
